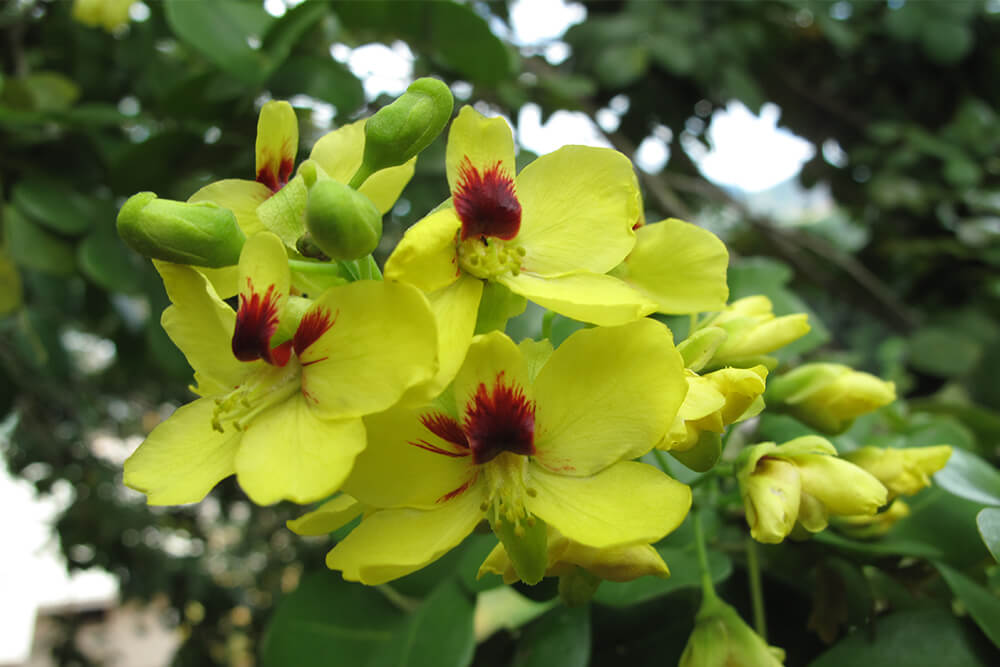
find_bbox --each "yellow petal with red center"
[232,232,291,364]
[123,398,241,505]
[326,489,486,585]
[234,394,366,505]
[516,146,639,275]
[385,209,463,292]
[238,231,290,308]
[526,461,692,549]
[299,280,438,419]
[344,404,475,509]
[188,178,271,238]
[197,266,239,300]
[287,495,366,536]
[452,330,530,420]
[500,271,656,326]
[154,261,247,394]
[255,101,298,192]
[308,118,416,213]
[445,106,517,194]
[622,218,729,314]
[399,275,483,406]
[532,319,687,475]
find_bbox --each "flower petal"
[233,232,291,364]
[515,146,639,275]
[452,330,530,419]
[255,100,298,192]
[532,319,687,475]
[400,275,483,406]
[384,209,463,292]
[500,271,657,326]
[123,398,240,505]
[188,178,271,237]
[154,261,247,393]
[343,405,474,509]
[308,119,415,213]
[622,218,729,314]
[526,461,691,549]
[326,489,485,585]
[299,280,438,419]
[445,106,516,193]
[286,494,366,536]
[235,394,366,505]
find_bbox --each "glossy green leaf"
[12,177,95,236]
[368,579,475,667]
[809,607,993,667]
[0,247,22,315]
[909,327,981,377]
[268,55,365,118]
[260,572,405,667]
[976,507,1000,563]
[513,604,590,667]
[77,230,143,294]
[934,447,1000,507]
[428,2,514,85]
[262,0,329,69]
[164,0,273,84]
[3,205,76,276]
[936,561,1000,649]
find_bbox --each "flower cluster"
[117,82,953,664]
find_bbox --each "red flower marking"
[453,158,522,242]
[293,307,337,356]
[410,412,469,458]
[256,156,295,194]
[464,372,535,465]
[438,475,477,503]
[232,278,288,366]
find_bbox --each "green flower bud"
[680,594,786,667]
[116,192,246,267]
[352,77,454,187]
[304,179,382,261]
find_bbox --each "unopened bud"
[117,192,245,267]
[304,179,382,260]
[352,77,453,186]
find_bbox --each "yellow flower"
[843,445,951,498]
[738,436,888,543]
[72,0,134,32]
[697,296,810,370]
[123,233,437,506]
[319,321,691,585]
[766,363,896,433]
[833,499,911,539]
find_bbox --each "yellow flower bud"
[738,436,888,543]
[699,296,810,369]
[680,594,785,667]
[73,0,134,32]
[833,498,911,539]
[843,445,951,498]
[766,363,897,433]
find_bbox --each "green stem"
[692,509,717,602]
[348,162,374,190]
[746,536,767,640]
[652,448,673,476]
[287,259,342,275]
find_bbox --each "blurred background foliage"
[1,0,999,665]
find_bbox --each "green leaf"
[164,0,273,84]
[512,605,590,667]
[0,246,22,315]
[936,562,1000,649]
[428,2,515,85]
[77,230,143,294]
[595,45,649,88]
[268,55,365,119]
[262,0,329,70]
[368,579,475,667]
[260,572,404,667]
[12,177,95,236]
[456,533,504,594]
[909,327,982,377]
[809,607,993,667]
[934,447,1000,507]
[3,205,76,276]
[977,508,1000,562]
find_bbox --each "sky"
[1,1,819,662]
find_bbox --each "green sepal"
[116,192,246,268]
[491,513,548,586]
[304,178,382,261]
[475,281,527,334]
[670,431,723,473]
[558,567,603,607]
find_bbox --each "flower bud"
[304,179,382,260]
[699,296,810,369]
[766,363,896,434]
[353,77,454,185]
[738,436,888,543]
[834,498,910,539]
[117,192,246,267]
[843,445,951,498]
[680,594,785,667]
[73,0,134,32]
[677,326,727,372]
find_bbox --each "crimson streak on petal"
[464,372,535,465]
[454,158,522,241]
[294,307,337,356]
[232,278,288,365]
